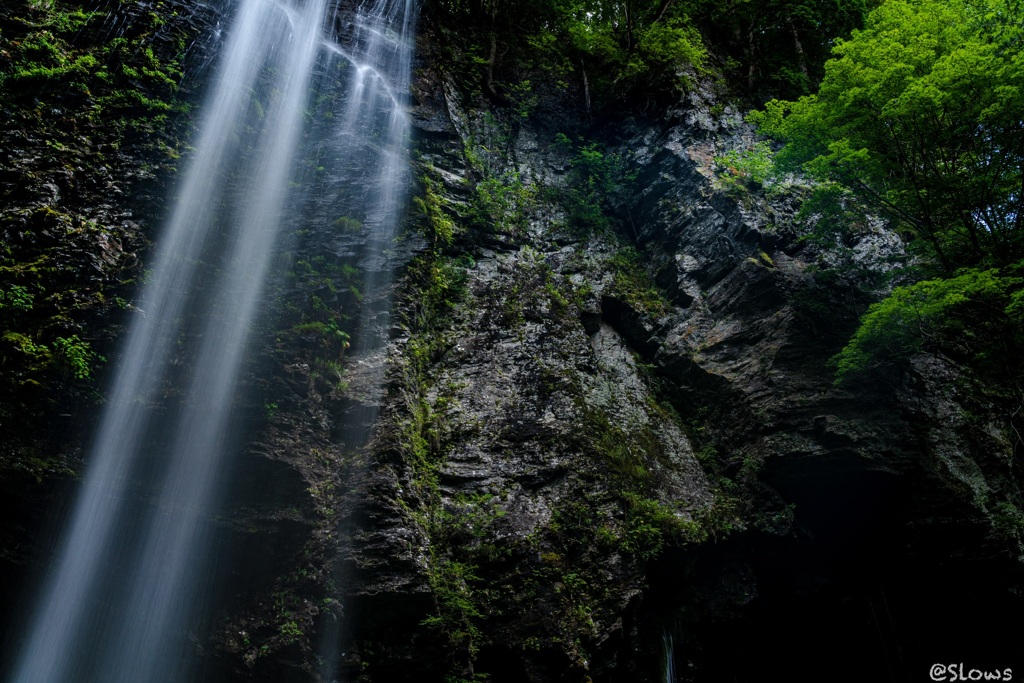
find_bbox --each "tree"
[753,0,1024,271]
[694,0,873,98]
[428,0,708,112]
[830,268,1024,384]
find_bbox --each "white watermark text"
[930,664,1013,682]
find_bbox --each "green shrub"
[714,141,777,192]
[414,176,457,247]
[53,335,103,380]
[0,285,35,311]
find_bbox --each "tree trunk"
[623,1,634,50]
[785,11,809,83]
[581,59,591,120]
[482,0,505,103]
[652,0,676,25]
[746,26,756,90]
[484,29,498,97]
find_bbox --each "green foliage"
[396,251,473,501]
[414,174,458,247]
[790,181,877,247]
[0,0,200,497]
[53,334,103,380]
[421,555,485,657]
[990,501,1024,543]
[429,0,709,114]
[410,401,505,670]
[695,0,874,99]
[472,169,536,234]
[571,405,727,561]
[633,21,707,85]
[1,331,102,382]
[713,140,785,202]
[431,0,873,108]
[554,136,632,233]
[1,329,103,385]
[1,2,188,134]
[506,79,539,118]
[332,215,363,232]
[748,0,1024,398]
[715,141,777,189]
[620,492,681,560]
[2,331,52,375]
[608,247,671,318]
[406,255,472,335]
[753,0,1024,271]
[273,252,361,394]
[289,321,350,344]
[277,620,303,642]
[0,285,35,311]
[5,45,98,84]
[560,6,708,98]
[832,266,1024,384]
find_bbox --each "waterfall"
[7,0,417,680]
[663,630,677,683]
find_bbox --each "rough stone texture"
[326,39,1024,683]
[319,57,732,681]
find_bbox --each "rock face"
[320,30,1024,683]
[3,2,1024,682]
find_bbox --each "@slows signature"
[931,664,1013,681]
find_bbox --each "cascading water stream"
[7,0,417,680]
[664,630,677,683]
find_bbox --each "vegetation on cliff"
[0,0,199,483]
[755,0,1023,271]
[423,0,1023,401]
[428,0,875,114]
[751,0,1024,397]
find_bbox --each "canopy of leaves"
[427,0,710,112]
[428,0,872,109]
[831,265,1024,384]
[695,0,874,99]
[753,0,1024,272]
[557,0,708,99]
